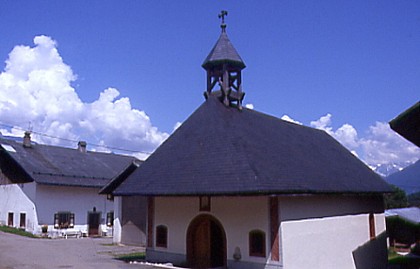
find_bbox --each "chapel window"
[249,229,266,257]
[156,225,168,248]
[199,196,211,211]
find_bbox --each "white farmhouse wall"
[154,196,270,265]
[0,184,38,232]
[35,184,113,232]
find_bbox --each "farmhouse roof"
[0,137,138,188]
[389,101,420,147]
[385,207,420,224]
[114,96,392,196]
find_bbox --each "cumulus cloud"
[173,122,182,132]
[0,35,168,158]
[310,113,419,166]
[281,115,303,125]
[245,103,254,110]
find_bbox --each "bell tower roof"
[202,11,246,70]
[202,11,246,110]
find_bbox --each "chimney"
[23,131,32,148]
[77,141,87,153]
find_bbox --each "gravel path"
[0,231,153,269]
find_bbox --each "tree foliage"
[384,185,408,209]
[408,191,420,207]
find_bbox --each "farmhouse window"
[156,225,168,248]
[20,213,26,228]
[8,212,13,227]
[106,211,114,227]
[249,230,266,257]
[54,212,75,229]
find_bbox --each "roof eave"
[113,189,392,197]
[389,101,420,147]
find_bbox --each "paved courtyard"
[0,231,155,269]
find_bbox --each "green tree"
[408,191,420,207]
[384,185,408,209]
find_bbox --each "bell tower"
[202,11,246,109]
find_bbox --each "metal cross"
[218,10,228,25]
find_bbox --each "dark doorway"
[88,211,101,236]
[187,214,226,268]
[8,212,13,227]
[20,213,26,228]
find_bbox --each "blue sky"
[0,1,418,167]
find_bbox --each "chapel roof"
[114,96,392,196]
[0,137,138,188]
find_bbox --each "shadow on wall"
[352,232,388,269]
[121,196,147,246]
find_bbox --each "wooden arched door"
[187,214,226,268]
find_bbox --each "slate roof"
[386,207,420,224]
[114,96,392,196]
[389,101,420,147]
[0,138,137,188]
[99,161,141,194]
[202,30,246,70]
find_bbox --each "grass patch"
[0,225,38,238]
[114,252,146,263]
[389,255,420,269]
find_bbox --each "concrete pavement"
[0,231,153,269]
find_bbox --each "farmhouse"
[0,132,138,237]
[110,13,392,269]
[389,101,420,147]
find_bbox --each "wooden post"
[270,197,280,262]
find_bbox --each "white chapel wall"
[113,196,123,244]
[120,195,147,246]
[154,196,270,265]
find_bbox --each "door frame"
[87,211,101,236]
[186,214,227,268]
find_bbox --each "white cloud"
[359,122,419,165]
[245,103,254,109]
[173,122,182,132]
[310,113,333,134]
[281,115,302,125]
[310,114,420,167]
[0,35,168,159]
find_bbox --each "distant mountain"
[370,162,410,177]
[386,160,420,194]
[0,134,23,143]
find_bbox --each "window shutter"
[54,213,59,228]
[69,213,75,228]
